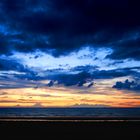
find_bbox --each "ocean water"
[0,108,140,118]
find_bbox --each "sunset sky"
[0,0,140,107]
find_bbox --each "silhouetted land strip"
[0,116,140,121]
[0,117,140,139]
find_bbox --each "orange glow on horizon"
[0,86,140,108]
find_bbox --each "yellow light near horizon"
[0,86,140,108]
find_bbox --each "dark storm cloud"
[47,80,55,87]
[92,68,139,79]
[0,57,38,88]
[17,65,139,79]
[0,58,48,89]
[45,66,140,87]
[0,0,139,59]
[0,76,38,89]
[71,65,99,72]
[0,63,140,89]
[106,34,140,60]
[87,82,94,88]
[34,66,140,87]
[0,0,140,89]
[113,79,140,91]
[0,58,27,72]
[46,71,92,87]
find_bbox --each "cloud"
[47,80,55,87]
[77,80,87,87]
[0,57,40,89]
[0,57,27,72]
[71,103,111,108]
[0,0,139,60]
[0,58,139,89]
[0,92,7,96]
[87,82,94,88]
[113,79,140,91]
[71,65,99,73]
[47,71,92,87]
[0,78,36,89]
[32,103,44,108]
[106,33,140,60]
[41,66,139,87]
[45,66,140,87]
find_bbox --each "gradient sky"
[0,0,140,107]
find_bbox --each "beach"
[0,117,140,139]
[0,108,140,139]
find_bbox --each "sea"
[0,108,140,118]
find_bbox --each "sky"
[0,0,140,107]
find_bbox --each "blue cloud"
[47,80,55,87]
[0,0,140,92]
[0,57,27,72]
[87,82,94,88]
[12,65,140,87]
[113,79,140,91]
[0,0,139,60]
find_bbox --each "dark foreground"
[0,117,140,139]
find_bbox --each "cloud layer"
[0,0,140,59]
[113,79,140,91]
[0,0,140,108]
